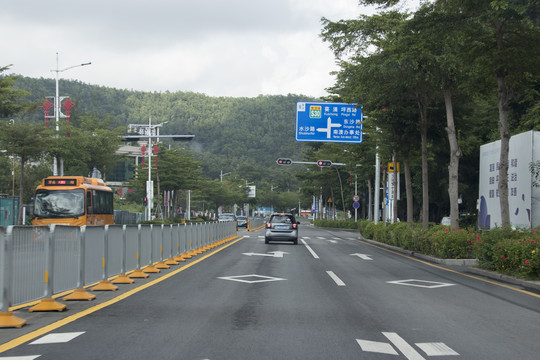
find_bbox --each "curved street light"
[50,53,91,176]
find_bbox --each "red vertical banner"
[153,145,160,168]
[41,100,53,127]
[62,98,75,137]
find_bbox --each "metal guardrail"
[248,217,266,231]
[0,221,237,326]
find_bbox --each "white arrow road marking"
[242,251,288,258]
[30,332,85,344]
[326,271,346,286]
[350,253,373,260]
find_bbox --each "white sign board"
[478,131,540,229]
[247,185,256,198]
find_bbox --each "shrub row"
[316,219,539,280]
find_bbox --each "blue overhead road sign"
[296,102,363,143]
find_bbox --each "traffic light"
[276,158,292,165]
[143,196,148,206]
[317,160,332,167]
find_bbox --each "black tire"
[265,237,269,244]
[293,238,298,245]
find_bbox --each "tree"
[0,66,30,118]
[463,0,540,227]
[60,114,125,177]
[321,10,437,227]
[0,122,50,224]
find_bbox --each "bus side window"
[86,191,93,214]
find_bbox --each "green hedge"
[313,219,358,229]
[316,219,540,280]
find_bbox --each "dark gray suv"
[264,213,299,245]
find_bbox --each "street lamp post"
[124,119,194,221]
[50,53,91,176]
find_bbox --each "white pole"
[147,117,152,220]
[50,53,91,176]
[187,190,191,220]
[374,150,380,224]
[53,53,60,176]
[355,174,358,222]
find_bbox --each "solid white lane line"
[326,271,346,286]
[383,332,425,360]
[301,238,319,259]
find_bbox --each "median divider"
[0,220,237,328]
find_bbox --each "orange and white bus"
[33,176,114,226]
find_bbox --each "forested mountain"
[13,76,312,190]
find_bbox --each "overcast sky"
[2,0,418,98]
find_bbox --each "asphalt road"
[1,224,540,359]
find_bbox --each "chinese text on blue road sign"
[296,102,363,143]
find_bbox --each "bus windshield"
[34,189,85,218]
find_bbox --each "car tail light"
[266,222,272,229]
[292,223,297,229]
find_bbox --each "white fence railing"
[0,222,237,315]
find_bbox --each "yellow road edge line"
[0,236,244,353]
[359,239,540,299]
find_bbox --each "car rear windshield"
[270,215,295,224]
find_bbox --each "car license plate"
[276,225,288,230]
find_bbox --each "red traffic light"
[317,160,332,167]
[276,158,292,165]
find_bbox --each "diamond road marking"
[30,332,85,344]
[386,279,455,289]
[217,274,286,284]
[356,339,398,355]
[416,342,460,356]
